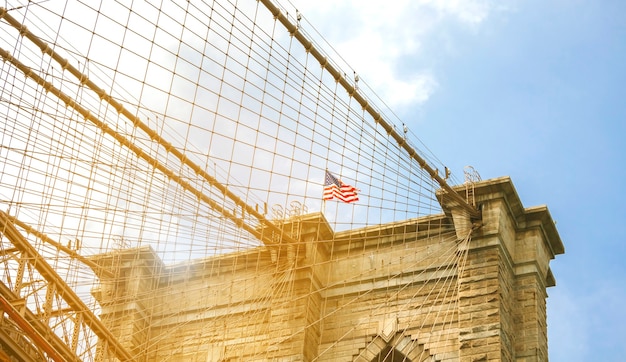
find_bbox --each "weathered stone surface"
[89,177,563,361]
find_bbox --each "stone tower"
[90,176,564,361]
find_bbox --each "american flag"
[323,170,359,203]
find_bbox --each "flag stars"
[323,170,359,203]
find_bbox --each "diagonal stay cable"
[258,0,480,220]
[0,7,294,247]
[0,211,133,361]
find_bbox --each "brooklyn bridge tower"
[0,1,562,361]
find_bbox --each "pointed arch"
[353,333,437,362]
[371,345,411,362]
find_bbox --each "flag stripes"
[323,170,359,203]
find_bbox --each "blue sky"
[2,0,623,359]
[291,0,626,360]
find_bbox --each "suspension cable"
[258,0,480,219]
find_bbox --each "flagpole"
[322,169,327,215]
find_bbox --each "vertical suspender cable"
[258,0,480,220]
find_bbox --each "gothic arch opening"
[371,346,412,362]
[354,333,436,362]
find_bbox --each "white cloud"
[425,0,493,25]
[289,0,501,108]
